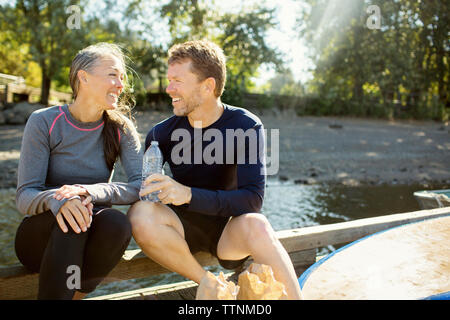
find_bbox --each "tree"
[1,0,144,105]
[126,0,284,105]
[268,70,304,96]
[216,6,284,104]
[129,40,167,93]
[0,1,90,105]
[160,0,212,42]
[297,0,449,119]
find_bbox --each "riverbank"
[0,108,449,189]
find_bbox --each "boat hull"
[299,215,450,300]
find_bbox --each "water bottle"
[140,141,163,202]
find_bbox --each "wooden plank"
[0,251,218,300]
[1,207,449,300]
[90,251,318,301]
[0,269,39,300]
[106,251,218,284]
[87,279,200,300]
[289,249,317,277]
[5,83,72,103]
[276,206,450,252]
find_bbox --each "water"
[0,180,447,298]
[140,141,163,202]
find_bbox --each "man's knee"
[233,213,277,245]
[128,201,154,219]
[128,202,160,240]
[128,201,179,247]
[128,201,163,224]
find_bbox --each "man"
[128,40,302,299]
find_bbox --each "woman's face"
[80,55,125,110]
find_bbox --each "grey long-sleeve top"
[16,104,143,217]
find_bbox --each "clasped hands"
[139,173,192,206]
[53,185,93,234]
[52,174,191,234]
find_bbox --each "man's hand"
[140,173,192,206]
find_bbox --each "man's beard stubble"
[174,95,202,117]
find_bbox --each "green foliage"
[297,0,449,120]
[155,0,284,107]
[160,0,212,42]
[2,0,91,104]
[1,0,283,110]
[268,70,304,96]
[2,0,447,121]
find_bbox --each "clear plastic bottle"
[140,141,163,202]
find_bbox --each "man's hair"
[168,40,227,98]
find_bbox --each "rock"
[294,177,317,185]
[196,271,239,300]
[237,263,288,300]
[341,179,360,186]
[2,109,16,124]
[4,102,44,125]
[329,123,343,129]
[294,178,308,185]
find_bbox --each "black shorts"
[168,205,249,270]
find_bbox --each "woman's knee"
[94,209,132,242]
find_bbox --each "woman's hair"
[168,40,227,98]
[69,43,137,171]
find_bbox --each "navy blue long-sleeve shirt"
[145,104,266,218]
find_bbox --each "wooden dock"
[0,82,72,105]
[1,206,449,300]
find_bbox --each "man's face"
[166,60,204,117]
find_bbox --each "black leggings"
[14,208,132,300]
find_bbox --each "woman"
[14,43,142,300]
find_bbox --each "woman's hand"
[80,195,94,216]
[56,198,92,234]
[53,184,93,216]
[53,185,88,201]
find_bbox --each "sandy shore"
[1,108,449,189]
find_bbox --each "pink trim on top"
[59,105,104,131]
[49,111,65,135]
[117,128,121,144]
